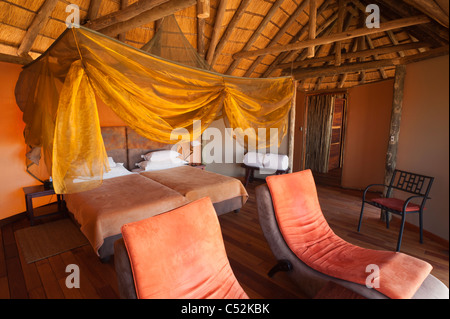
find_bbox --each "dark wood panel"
[1,179,448,299]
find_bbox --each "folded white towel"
[243,152,265,168]
[263,153,289,171]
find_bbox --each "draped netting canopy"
[15,26,294,194]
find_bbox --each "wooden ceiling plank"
[206,0,227,65]
[234,15,431,60]
[244,0,309,77]
[211,0,251,66]
[16,0,59,57]
[85,0,168,31]
[335,0,347,66]
[226,0,285,75]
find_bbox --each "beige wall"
[397,55,449,240]
[341,80,394,189]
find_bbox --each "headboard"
[101,126,173,170]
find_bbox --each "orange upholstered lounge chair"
[255,170,449,299]
[114,197,248,299]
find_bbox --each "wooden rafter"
[234,15,431,60]
[226,0,285,75]
[308,0,318,58]
[16,0,59,57]
[197,0,210,19]
[85,0,168,31]
[262,0,335,78]
[118,0,129,42]
[403,0,449,28]
[97,0,194,37]
[210,0,251,67]
[87,0,103,21]
[244,0,309,77]
[206,0,227,65]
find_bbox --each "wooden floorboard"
[0,179,448,299]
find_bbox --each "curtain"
[305,94,335,173]
[15,27,294,194]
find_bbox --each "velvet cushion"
[372,198,421,212]
[266,170,432,299]
[121,197,248,299]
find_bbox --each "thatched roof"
[1,0,448,91]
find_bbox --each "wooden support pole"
[197,17,206,58]
[382,64,406,222]
[206,0,227,65]
[233,15,431,60]
[308,0,317,58]
[17,0,59,57]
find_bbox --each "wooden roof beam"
[85,0,168,31]
[210,0,251,66]
[293,58,402,81]
[226,0,285,75]
[403,0,449,28]
[262,0,335,77]
[277,42,430,70]
[308,0,318,58]
[206,0,227,65]
[17,0,59,57]
[234,15,431,60]
[87,0,103,21]
[0,52,33,65]
[244,0,309,77]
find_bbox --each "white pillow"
[107,157,116,168]
[141,150,182,162]
[103,163,134,179]
[136,159,187,171]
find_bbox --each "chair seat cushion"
[266,170,432,299]
[121,197,248,299]
[371,198,421,212]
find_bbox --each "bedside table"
[23,185,65,226]
[189,163,206,170]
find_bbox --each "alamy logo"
[366,4,381,28]
[65,264,80,289]
[66,4,80,29]
[365,264,380,289]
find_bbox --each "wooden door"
[328,98,345,170]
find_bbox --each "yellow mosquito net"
[15,26,294,194]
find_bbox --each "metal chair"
[358,169,434,252]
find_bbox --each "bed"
[65,126,248,261]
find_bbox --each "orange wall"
[0,62,50,221]
[341,80,394,189]
[0,63,125,222]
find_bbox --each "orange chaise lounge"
[114,197,248,299]
[255,170,449,299]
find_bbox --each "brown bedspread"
[140,166,248,205]
[65,174,188,255]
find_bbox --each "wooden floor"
[0,179,448,299]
